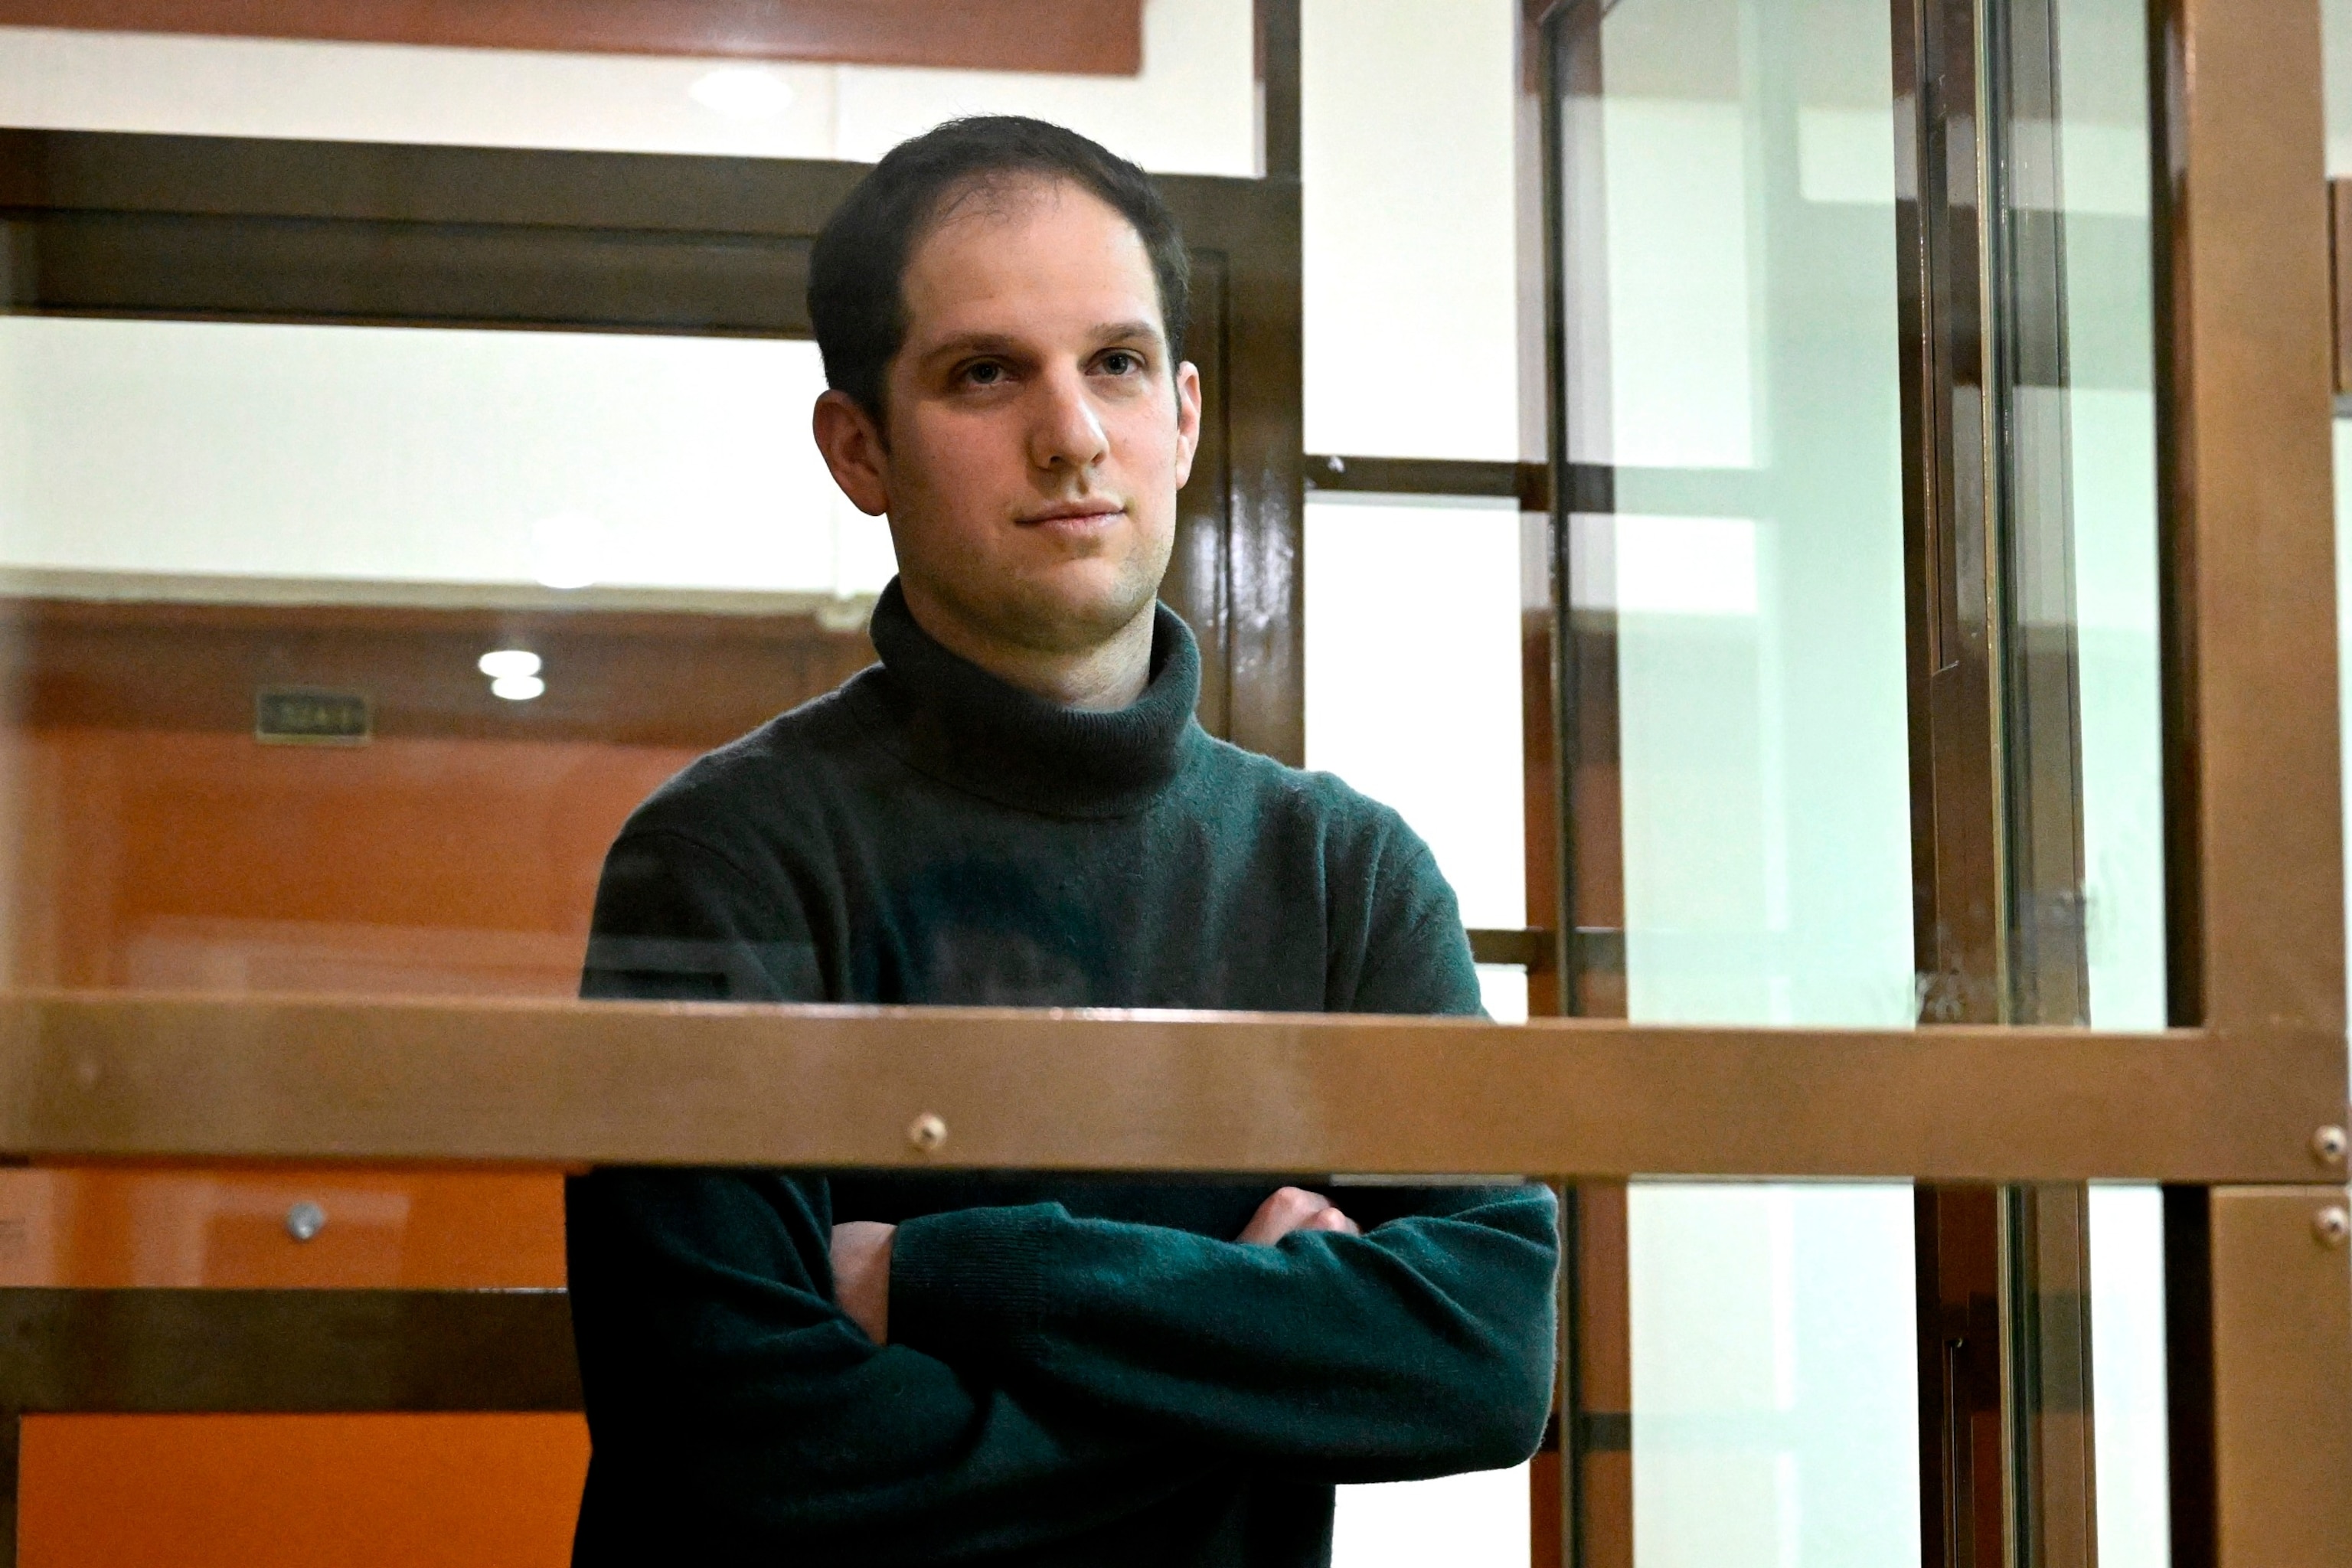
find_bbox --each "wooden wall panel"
[0,0,1145,74]
[0,1168,564,1289]
[21,1413,589,1568]
[0,594,864,1565]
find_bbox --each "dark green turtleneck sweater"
[565,583,1559,1567]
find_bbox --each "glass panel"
[2034,2,2172,1562]
[0,0,1259,174]
[1331,1465,1531,1567]
[1563,0,1921,1561]
[2042,0,2165,1034]
[1302,492,1532,1556]
[0,317,890,1000]
[2088,1183,2171,1566]
[1300,0,1521,460]
[0,317,885,603]
[1304,495,1527,937]
[1629,1183,1920,1566]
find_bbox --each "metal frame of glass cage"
[0,2,2344,1566]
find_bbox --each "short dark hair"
[808,115,1191,425]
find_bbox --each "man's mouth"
[1018,501,1124,528]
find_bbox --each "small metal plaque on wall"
[255,688,371,746]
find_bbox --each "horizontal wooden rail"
[0,1288,580,1413]
[0,993,2344,1183]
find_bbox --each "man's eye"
[1099,350,1142,375]
[962,361,1005,387]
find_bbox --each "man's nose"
[1027,364,1109,475]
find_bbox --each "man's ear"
[812,389,892,517]
[1171,359,1204,492]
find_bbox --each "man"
[567,115,1557,1566]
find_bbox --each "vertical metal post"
[1537,5,1636,1565]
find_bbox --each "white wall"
[1300,0,1520,461]
[0,318,892,604]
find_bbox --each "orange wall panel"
[0,1167,566,1288]
[6,728,697,996]
[21,1414,590,1568]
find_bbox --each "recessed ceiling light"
[491,673,547,702]
[690,66,796,122]
[478,648,542,680]
[531,513,604,591]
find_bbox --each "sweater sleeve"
[569,830,1207,1563]
[889,813,1556,1485]
[888,1184,1558,1484]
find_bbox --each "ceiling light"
[491,673,546,702]
[478,648,542,680]
[689,67,795,121]
[531,513,604,591]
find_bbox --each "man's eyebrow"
[916,322,1166,362]
[918,331,1024,363]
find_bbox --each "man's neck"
[897,585,1155,711]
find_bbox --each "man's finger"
[1237,1185,1334,1244]
[1308,1207,1361,1236]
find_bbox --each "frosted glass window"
[2089,1184,2171,1568]
[1331,1465,1530,1568]
[1629,1184,1920,1567]
[0,317,894,606]
[1300,0,1520,461]
[1303,495,1525,933]
[2055,0,2165,1038]
[0,0,1256,175]
[1576,3,1921,1564]
[1303,489,1530,1559]
[2041,3,2172,1560]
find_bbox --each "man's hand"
[830,1221,895,1343]
[1236,1186,1361,1246]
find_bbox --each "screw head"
[2316,1125,2349,1167]
[2314,1206,2350,1249]
[906,1112,948,1155]
[284,1200,326,1243]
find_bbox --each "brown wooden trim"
[3,594,874,749]
[1893,0,2005,1031]
[1468,928,1551,972]
[0,128,1306,765]
[0,0,1145,74]
[0,994,2331,1181]
[2158,0,2342,1037]
[0,1288,580,1412]
[1174,178,1304,766]
[2163,1184,2218,1568]
[1541,11,1632,1566]
[1255,0,1301,181]
[2203,1187,2352,1568]
[1297,457,1617,518]
[1913,1184,2007,1568]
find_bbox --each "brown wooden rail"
[0,992,2343,1184]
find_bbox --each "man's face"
[818,178,1201,658]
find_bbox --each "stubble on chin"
[965,551,1165,656]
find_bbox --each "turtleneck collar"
[849,577,1204,819]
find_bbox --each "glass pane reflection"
[1304,493,1529,1022]
[0,318,888,999]
[1566,0,1922,1562]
